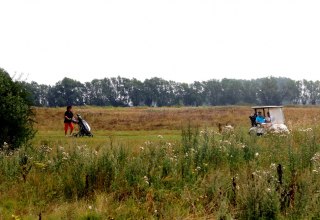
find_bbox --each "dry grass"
[34,105,320,132]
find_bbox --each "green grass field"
[2,106,320,219]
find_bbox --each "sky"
[1,0,320,85]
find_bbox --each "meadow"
[1,106,320,219]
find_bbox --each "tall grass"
[2,117,320,218]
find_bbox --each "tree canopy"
[0,68,35,149]
[9,72,320,107]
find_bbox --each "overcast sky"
[1,0,320,85]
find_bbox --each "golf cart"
[249,106,289,136]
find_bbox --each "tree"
[47,77,86,106]
[203,79,222,105]
[143,77,174,107]
[277,78,300,104]
[20,81,49,106]
[241,80,259,104]
[127,78,144,106]
[0,68,35,149]
[257,77,282,105]
[182,81,204,106]
[220,79,243,105]
[302,80,320,105]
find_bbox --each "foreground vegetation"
[1,106,320,219]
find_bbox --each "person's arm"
[64,112,72,121]
[65,115,71,120]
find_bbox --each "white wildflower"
[270,163,276,170]
[62,152,69,160]
[3,142,9,149]
[143,176,149,185]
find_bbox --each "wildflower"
[62,152,69,160]
[311,152,320,163]
[266,188,271,193]
[252,171,262,178]
[222,140,231,145]
[40,145,52,153]
[2,142,9,149]
[158,135,163,139]
[270,163,276,170]
[140,146,144,151]
[298,128,313,132]
[143,176,149,184]
[255,152,259,157]
[11,214,21,220]
[88,205,92,210]
[144,141,152,146]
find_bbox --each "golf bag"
[73,114,93,137]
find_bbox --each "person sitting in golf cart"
[255,111,266,124]
[265,111,272,123]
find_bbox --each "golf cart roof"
[251,106,283,109]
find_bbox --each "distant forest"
[19,76,320,107]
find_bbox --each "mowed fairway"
[2,106,320,219]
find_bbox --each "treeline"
[20,76,320,107]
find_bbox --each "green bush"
[0,68,35,149]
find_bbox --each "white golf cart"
[249,106,289,135]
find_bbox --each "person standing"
[64,106,74,136]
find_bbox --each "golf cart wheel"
[248,127,257,136]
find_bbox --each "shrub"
[0,68,35,149]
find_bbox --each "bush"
[0,68,35,149]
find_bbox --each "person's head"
[267,112,270,117]
[257,111,262,116]
[67,106,72,111]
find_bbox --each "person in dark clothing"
[64,106,74,136]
